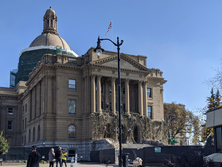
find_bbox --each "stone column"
[37,83,40,117]
[33,86,36,119]
[105,80,109,109]
[29,90,32,121]
[125,79,130,115]
[97,75,102,112]
[47,76,52,114]
[91,75,96,113]
[143,81,148,117]
[84,76,87,113]
[138,81,143,116]
[111,77,116,113]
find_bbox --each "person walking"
[55,146,62,167]
[48,148,55,167]
[26,146,41,167]
[62,149,68,167]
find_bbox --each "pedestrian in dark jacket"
[26,146,41,167]
[48,148,55,167]
[55,146,62,167]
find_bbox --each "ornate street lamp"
[94,36,124,167]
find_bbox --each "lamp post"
[94,36,124,167]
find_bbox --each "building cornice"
[0,94,18,99]
[91,53,149,71]
[147,76,167,85]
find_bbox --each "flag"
[105,21,112,36]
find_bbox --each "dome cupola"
[42,7,58,35]
[29,7,72,50]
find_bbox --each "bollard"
[70,157,74,167]
[0,158,3,166]
[122,154,129,167]
[75,153,77,167]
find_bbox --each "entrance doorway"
[121,125,127,143]
[133,126,139,143]
[68,149,75,157]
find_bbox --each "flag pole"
[111,19,113,51]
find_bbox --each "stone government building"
[0,7,167,160]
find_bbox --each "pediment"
[92,54,148,71]
[103,59,140,70]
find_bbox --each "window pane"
[38,126,40,141]
[68,125,76,138]
[216,127,222,151]
[147,88,151,98]
[110,85,112,94]
[69,79,76,90]
[69,100,76,115]
[8,121,13,130]
[33,128,35,142]
[8,108,13,115]
[148,106,152,119]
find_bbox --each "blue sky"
[0,0,221,115]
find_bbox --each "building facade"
[0,8,167,160]
[206,107,222,166]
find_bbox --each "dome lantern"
[42,7,58,35]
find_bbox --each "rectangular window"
[110,85,112,94]
[8,108,13,115]
[147,106,152,119]
[8,121,13,131]
[101,102,103,109]
[123,88,125,95]
[106,103,109,109]
[25,118,27,129]
[69,79,76,90]
[110,102,111,110]
[216,127,222,151]
[25,104,27,112]
[101,84,103,93]
[68,99,76,115]
[147,88,151,98]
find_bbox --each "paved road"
[1,162,134,167]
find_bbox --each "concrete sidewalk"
[1,162,134,167]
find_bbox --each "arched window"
[33,127,35,142]
[68,125,76,139]
[29,129,31,143]
[37,125,40,141]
